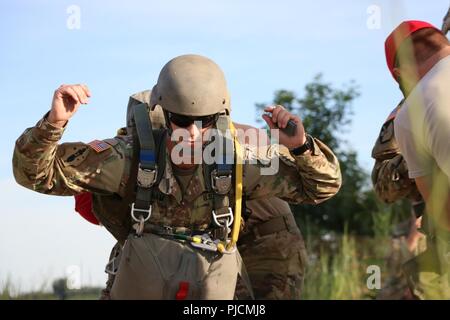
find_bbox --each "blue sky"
[1,0,449,291]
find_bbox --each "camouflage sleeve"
[371,117,418,203]
[371,155,418,203]
[243,137,341,205]
[12,114,130,197]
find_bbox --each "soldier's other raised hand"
[262,105,307,150]
[48,84,91,127]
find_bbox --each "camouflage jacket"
[371,102,421,203]
[13,114,341,230]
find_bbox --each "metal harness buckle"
[130,203,152,222]
[211,170,232,195]
[212,207,234,228]
[131,203,152,236]
[137,166,157,188]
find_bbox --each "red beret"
[385,20,440,80]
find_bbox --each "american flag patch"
[87,140,111,153]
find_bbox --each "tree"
[256,74,379,235]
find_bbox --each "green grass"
[302,233,389,299]
[301,209,401,300]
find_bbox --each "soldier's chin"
[177,157,200,166]
[176,151,202,165]
[178,141,195,148]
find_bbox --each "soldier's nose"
[186,123,201,140]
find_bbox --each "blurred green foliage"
[256,74,409,235]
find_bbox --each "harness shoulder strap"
[131,103,166,231]
[134,103,157,172]
[151,127,167,197]
[204,116,244,251]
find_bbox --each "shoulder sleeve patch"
[88,140,112,153]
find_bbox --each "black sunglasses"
[168,112,219,128]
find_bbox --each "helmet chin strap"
[162,108,174,135]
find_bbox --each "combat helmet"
[149,54,231,117]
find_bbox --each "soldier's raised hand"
[262,105,307,150]
[47,84,91,127]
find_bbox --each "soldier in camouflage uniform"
[232,121,308,299]
[236,197,308,299]
[84,91,308,300]
[371,100,426,299]
[13,54,341,299]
